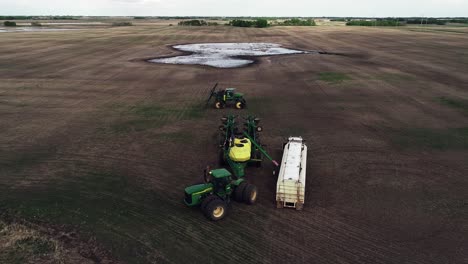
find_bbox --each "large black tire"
[242,184,258,205]
[203,198,227,221]
[233,182,247,202]
[201,195,219,211]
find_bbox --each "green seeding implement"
[184,115,278,221]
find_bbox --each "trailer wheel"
[243,184,258,205]
[296,202,304,211]
[234,182,247,202]
[203,198,227,221]
[201,195,219,211]
[276,201,284,209]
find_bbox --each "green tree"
[4,21,16,27]
[255,19,268,28]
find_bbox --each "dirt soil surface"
[0,25,467,264]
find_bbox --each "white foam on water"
[149,43,307,68]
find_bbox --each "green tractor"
[184,168,257,221]
[205,83,247,109]
[183,115,278,221]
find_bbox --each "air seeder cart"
[276,137,307,210]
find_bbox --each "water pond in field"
[148,43,312,68]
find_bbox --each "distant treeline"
[448,19,468,23]
[0,16,77,20]
[3,20,41,27]
[4,21,16,27]
[229,19,268,28]
[178,20,219,26]
[345,17,468,26]
[279,18,316,26]
[0,16,35,20]
[112,22,133,27]
[164,16,314,20]
[2,15,467,25]
[346,20,402,26]
[405,18,446,25]
[179,18,315,27]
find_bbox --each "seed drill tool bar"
[243,132,279,167]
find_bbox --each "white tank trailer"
[276,137,307,210]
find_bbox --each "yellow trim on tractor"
[193,187,213,196]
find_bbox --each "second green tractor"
[206,83,247,109]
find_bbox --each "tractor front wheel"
[201,195,219,212]
[203,198,227,221]
[235,101,245,109]
[243,184,258,205]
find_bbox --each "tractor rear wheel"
[235,101,245,109]
[215,101,224,109]
[201,195,219,212]
[203,198,227,221]
[234,182,247,202]
[243,184,258,205]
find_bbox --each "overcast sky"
[2,0,468,17]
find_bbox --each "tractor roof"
[210,168,232,178]
[225,88,236,91]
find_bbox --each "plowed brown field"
[1,24,467,264]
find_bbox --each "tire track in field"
[50,27,176,78]
[119,29,222,187]
[255,206,434,264]
[2,28,155,78]
[1,32,117,77]
[307,28,468,87]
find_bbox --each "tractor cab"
[184,168,234,207]
[224,88,236,100]
[209,169,232,195]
